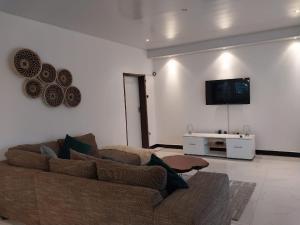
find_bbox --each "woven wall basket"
[64,86,81,107]
[39,63,57,83]
[43,84,64,107]
[56,69,73,88]
[14,49,42,78]
[24,79,43,98]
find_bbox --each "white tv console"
[183,133,255,160]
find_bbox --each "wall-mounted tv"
[206,78,250,105]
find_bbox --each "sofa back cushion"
[5,149,49,171]
[9,141,60,154]
[97,149,141,165]
[100,145,157,165]
[49,158,97,179]
[58,133,98,156]
[70,149,98,160]
[96,159,167,191]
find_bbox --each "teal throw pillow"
[147,154,188,194]
[58,135,92,159]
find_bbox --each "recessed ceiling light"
[146,39,150,42]
[296,9,300,13]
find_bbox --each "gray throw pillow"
[40,145,58,159]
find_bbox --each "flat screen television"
[206,78,250,105]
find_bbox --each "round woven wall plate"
[24,79,43,98]
[56,69,73,87]
[39,63,57,83]
[64,86,81,107]
[14,49,42,78]
[43,84,64,107]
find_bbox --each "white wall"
[153,40,300,152]
[0,11,155,159]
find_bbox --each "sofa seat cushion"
[58,135,92,159]
[5,149,49,171]
[9,141,60,154]
[58,133,98,156]
[96,159,167,191]
[49,158,97,179]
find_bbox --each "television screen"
[206,78,250,105]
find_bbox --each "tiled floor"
[2,149,300,225]
[156,148,300,225]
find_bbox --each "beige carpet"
[229,180,256,221]
[182,174,256,221]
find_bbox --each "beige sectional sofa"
[0,134,231,225]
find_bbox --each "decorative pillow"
[9,141,60,154]
[58,133,98,156]
[40,145,58,159]
[96,159,167,191]
[147,154,188,194]
[49,158,97,179]
[97,149,141,165]
[5,149,49,171]
[58,135,92,159]
[100,145,157,165]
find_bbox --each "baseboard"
[150,144,183,149]
[150,144,300,158]
[256,150,300,158]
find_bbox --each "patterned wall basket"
[39,63,56,83]
[14,49,42,78]
[64,86,81,107]
[43,84,64,107]
[24,79,43,98]
[56,69,73,88]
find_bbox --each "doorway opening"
[123,73,149,148]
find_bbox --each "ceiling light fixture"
[296,9,300,13]
[146,39,150,42]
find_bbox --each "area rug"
[182,174,256,221]
[229,180,256,221]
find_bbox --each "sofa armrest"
[154,172,231,225]
[36,172,163,225]
[97,149,141,165]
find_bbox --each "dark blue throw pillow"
[58,135,92,159]
[147,154,188,194]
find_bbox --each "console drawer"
[226,139,255,159]
[183,137,207,155]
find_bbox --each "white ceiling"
[0,0,299,50]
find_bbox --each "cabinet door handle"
[189,143,196,146]
[234,146,243,149]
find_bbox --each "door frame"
[123,73,149,148]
